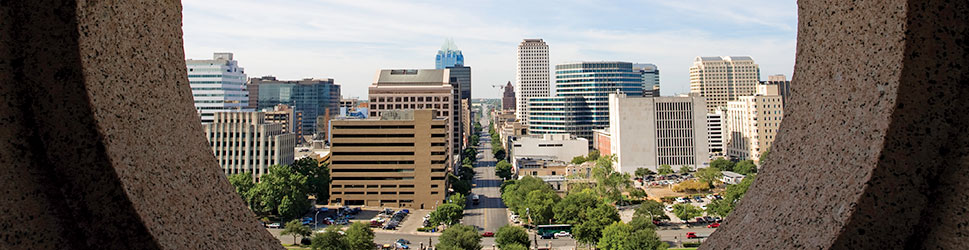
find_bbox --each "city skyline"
[182,0,797,99]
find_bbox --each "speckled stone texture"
[702,0,968,249]
[0,1,281,249]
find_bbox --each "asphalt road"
[461,106,509,234]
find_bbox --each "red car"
[686,232,699,239]
[707,223,720,228]
[481,231,494,237]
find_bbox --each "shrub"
[683,241,702,247]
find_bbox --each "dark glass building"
[247,76,340,136]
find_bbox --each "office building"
[726,84,784,163]
[327,110,448,209]
[707,110,726,157]
[447,65,471,101]
[369,69,461,158]
[635,63,661,97]
[501,81,516,110]
[689,56,761,111]
[528,61,645,140]
[435,38,464,69]
[247,76,341,136]
[263,104,301,135]
[515,39,551,123]
[765,74,792,107]
[607,93,709,173]
[186,53,251,123]
[202,112,297,181]
[593,129,611,156]
[509,134,589,167]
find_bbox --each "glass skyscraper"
[247,76,340,136]
[435,38,464,69]
[186,52,252,124]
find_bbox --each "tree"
[448,193,466,207]
[628,216,658,231]
[496,160,514,180]
[571,155,587,164]
[250,164,310,220]
[311,226,347,250]
[459,164,475,181]
[696,167,724,185]
[657,164,674,175]
[501,243,528,250]
[626,228,668,250]
[291,158,331,203]
[429,203,465,226]
[573,201,619,246]
[524,189,560,225]
[281,219,311,246]
[436,224,482,250]
[734,160,758,175]
[679,165,693,173]
[672,204,703,221]
[759,150,770,165]
[494,148,507,161]
[590,155,632,204]
[628,188,647,200]
[706,175,756,217]
[495,225,530,248]
[448,173,472,195]
[228,172,255,206]
[634,200,665,221]
[634,168,655,179]
[277,195,309,222]
[598,222,632,250]
[344,222,374,250]
[710,157,735,172]
[501,176,555,217]
[553,189,599,224]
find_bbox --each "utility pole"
[528,208,536,249]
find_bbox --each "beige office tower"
[203,112,296,182]
[369,69,457,160]
[515,39,550,123]
[263,104,301,135]
[726,84,784,163]
[689,56,761,111]
[327,110,448,209]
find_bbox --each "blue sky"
[182,0,797,98]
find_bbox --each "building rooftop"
[374,69,450,84]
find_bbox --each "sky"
[182,0,797,99]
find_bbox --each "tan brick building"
[726,84,784,163]
[689,56,761,111]
[327,110,448,209]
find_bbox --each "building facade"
[765,74,792,107]
[327,110,448,209]
[515,39,551,123]
[186,52,251,123]
[707,110,726,157]
[501,81,516,110]
[263,104,301,135]
[202,112,297,181]
[726,84,784,163]
[435,38,464,69]
[635,63,661,97]
[369,69,461,158]
[247,76,341,136]
[528,61,645,140]
[608,93,709,173]
[509,134,589,167]
[689,56,761,111]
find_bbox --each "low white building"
[720,171,746,184]
[509,134,588,167]
[608,93,710,174]
[203,112,297,182]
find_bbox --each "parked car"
[686,232,700,239]
[706,194,716,200]
[481,231,495,237]
[266,223,281,228]
[370,220,383,228]
[383,208,395,215]
[396,239,411,245]
[553,231,571,238]
[693,196,703,202]
[383,221,398,230]
[665,205,674,212]
[540,233,555,239]
[707,223,721,228]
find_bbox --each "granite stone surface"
[702,0,968,249]
[0,1,282,249]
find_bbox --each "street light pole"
[314,210,320,230]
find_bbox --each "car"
[707,223,721,228]
[395,242,410,249]
[401,209,410,214]
[396,239,411,245]
[675,197,688,203]
[665,205,673,212]
[694,197,703,202]
[686,232,699,239]
[706,194,716,200]
[266,223,281,228]
[482,231,495,237]
[700,205,707,210]
[383,208,395,215]
[695,217,707,223]
[553,231,571,238]
[383,221,398,230]
[540,233,555,239]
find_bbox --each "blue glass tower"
[435,38,464,69]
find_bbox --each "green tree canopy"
[634,168,655,179]
[501,176,555,218]
[590,155,632,204]
[710,157,735,172]
[448,173,472,195]
[626,228,668,250]
[311,226,347,250]
[228,172,255,206]
[679,165,693,173]
[448,193,466,207]
[706,175,756,217]
[501,243,528,250]
[429,203,465,226]
[627,216,658,232]
[495,225,530,248]
[436,224,482,250]
[672,204,703,221]
[291,157,331,202]
[657,164,674,175]
[250,164,310,220]
[524,189,560,225]
[573,201,620,246]
[597,222,633,250]
[496,160,514,180]
[734,160,758,175]
[344,222,374,250]
[634,200,666,221]
[281,219,311,246]
[696,167,724,185]
[571,155,588,164]
[759,150,770,165]
[628,188,647,200]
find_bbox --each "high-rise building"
[726,84,784,163]
[707,110,726,157]
[607,93,709,173]
[527,61,645,140]
[635,63,661,97]
[247,76,341,137]
[515,39,550,123]
[447,65,471,101]
[501,81,516,110]
[369,69,460,158]
[263,104,301,135]
[327,110,448,209]
[765,74,792,107]
[186,53,251,123]
[689,56,761,111]
[435,38,464,69]
[203,112,296,181]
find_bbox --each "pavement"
[460,108,510,234]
